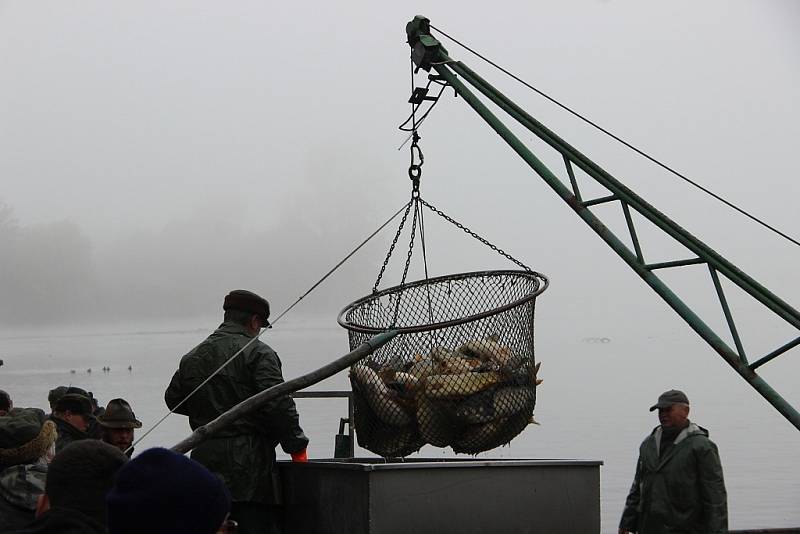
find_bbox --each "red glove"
[291,449,308,463]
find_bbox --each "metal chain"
[373,200,414,292]
[419,198,532,271]
[392,197,421,325]
[399,198,420,287]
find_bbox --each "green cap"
[649,389,690,411]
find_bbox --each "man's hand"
[290,449,308,463]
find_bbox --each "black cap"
[48,386,69,405]
[223,289,270,326]
[649,389,690,411]
[54,393,94,416]
[65,386,89,397]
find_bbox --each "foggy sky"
[1,1,799,330]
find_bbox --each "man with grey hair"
[619,389,727,534]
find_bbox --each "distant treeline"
[0,200,385,327]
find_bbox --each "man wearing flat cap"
[49,392,94,453]
[165,289,308,534]
[619,390,727,534]
[98,399,142,458]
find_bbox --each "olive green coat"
[619,422,727,534]
[165,322,308,504]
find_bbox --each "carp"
[454,386,535,424]
[436,354,479,375]
[417,396,456,447]
[408,357,435,380]
[351,365,412,427]
[453,389,496,424]
[361,425,423,458]
[424,371,501,398]
[493,386,535,418]
[427,346,479,375]
[457,337,516,367]
[452,411,532,455]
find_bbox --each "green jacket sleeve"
[619,454,642,532]
[698,441,728,533]
[164,369,191,416]
[248,345,309,454]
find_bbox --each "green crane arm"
[406,16,800,430]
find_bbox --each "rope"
[429,24,800,249]
[130,202,411,452]
[271,202,411,325]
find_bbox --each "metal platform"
[278,458,602,534]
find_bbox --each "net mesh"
[339,270,547,457]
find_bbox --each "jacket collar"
[215,321,255,338]
[653,421,704,466]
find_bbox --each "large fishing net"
[338,269,548,457]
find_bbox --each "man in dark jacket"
[49,393,93,453]
[165,289,309,534]
[97,398,142,458]
[0,391,12,416]
[7,440,127,534]
[619,389,727,534]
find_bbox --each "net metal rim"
[337,269,549,335]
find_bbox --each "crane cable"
[429,24,800,249]
[129,202,410,452]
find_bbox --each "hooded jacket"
[619,421,727,534]
[164,321,308,504]
[0,462,47,531]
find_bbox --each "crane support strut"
[405,16,800,430]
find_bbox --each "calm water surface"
[1,314,798,532]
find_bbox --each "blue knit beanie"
[107,447,231,534]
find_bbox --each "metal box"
[278,458,602,534]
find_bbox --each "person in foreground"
[107,447,232,534]
[0,391,12,416]
[49,392,93,453]
[7,440,127,534]
[619,389,727,534]
[165,289,309,534]
[0,409,57,530]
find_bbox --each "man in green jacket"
[619,390,727,534]
[165,289,309,534]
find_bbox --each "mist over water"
[1,312,798,532]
